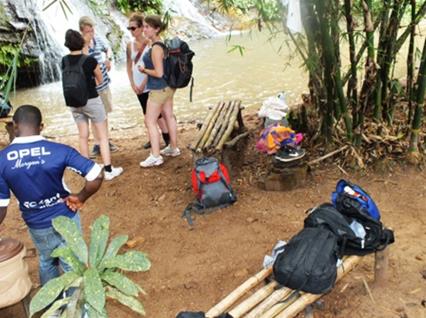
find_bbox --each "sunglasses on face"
[127,26,138,31]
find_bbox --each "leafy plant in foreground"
[29,215,151,317]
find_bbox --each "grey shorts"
[70,97,106,124]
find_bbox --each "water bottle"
[350,220,366,248]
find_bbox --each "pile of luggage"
[176,179,395,318]
[273,179,394,294]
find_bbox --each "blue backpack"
[331,179,380,221]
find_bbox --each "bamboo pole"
[215,104,240,151]
[228,281,279,318]
[245,287,292,318]
[197,101,225,151]
[193,102,221,150]
[307,145,349,166]
[257,292,299,318]
[374,249,389,287]
[205,267,273,318]
[204,101,231,149]
[274,256,361,318]
[212,101,235,147]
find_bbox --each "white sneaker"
[140,154,164,167]
[160,145,181,157]
[104,166,124,180]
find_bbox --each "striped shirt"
[88,35,111,92]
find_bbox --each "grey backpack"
[183,157,237,225]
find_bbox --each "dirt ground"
[1,113,425,318]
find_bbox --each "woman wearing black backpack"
[62,29,123,180]
[138,15,180,168]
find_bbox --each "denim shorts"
[70,96,106,123]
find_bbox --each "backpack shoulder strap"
[77,54,89,68]
[152,41,168,55]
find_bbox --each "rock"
[415,255,423,261]
[234,268,249,278]
[126,236,145,248]
[246,217,258,223]
[420,269,426,279]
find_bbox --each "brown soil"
[1,114,425,318]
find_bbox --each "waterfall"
[1,0,232,87]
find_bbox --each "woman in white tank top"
[126,13,169,149]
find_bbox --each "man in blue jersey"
[0,105,103,286]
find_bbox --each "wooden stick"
[193,102,221,150]
[307,145,349,166]
[245,287,292,318]
[215,104,240,151]
[374,249,389,287]
[197,101,225,151]
[224,132,249,148]
[362,276,375,304]
[205,267,273,318]
[212,101,235,147]
[228,281,279,318]
[274,256,361,318]
[204,101,231,149]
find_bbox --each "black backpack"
[273,227,339,294]
[335,201,395,256]
[305,203,394,256]
[62,55,89,107]
[154,37,195,89]
[304,203,358,254]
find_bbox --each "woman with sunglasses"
[126,13,170,150]
[138,15,180,167]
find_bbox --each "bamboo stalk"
[215,104,240,151]
[193,102,221,150]
[245,287,292,318]
[204,101,231,149]
[228,281,279,318]
[257,292,299,318]
[205,267,273,318]
[274,256,361,318]
[212,101,236,147]
[197,101,225,151]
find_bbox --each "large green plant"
[29,215,151,318]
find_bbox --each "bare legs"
[76,120,111,165]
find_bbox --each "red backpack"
[183,157,236,225]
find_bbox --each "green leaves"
[31,215,150,317]
[102,251,151,272]
[102,271,143,297]
[51,246,85,274]
[89,215,110,268]
[30,271,79,317]
[52,216,88,264]
[106,288,145,315]
[84,268,105,313]
[103,235,128,259]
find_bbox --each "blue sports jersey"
[0,135,101,229]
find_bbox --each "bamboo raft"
[191,100,247,154]
[205,256,363,318]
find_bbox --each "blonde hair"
[79,16,95,30]
[129,12,144,28]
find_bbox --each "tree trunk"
[406,0,416,124]
[408,38,426,154]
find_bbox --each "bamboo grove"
[215,0,426,162]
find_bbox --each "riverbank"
[0,114,425,318]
